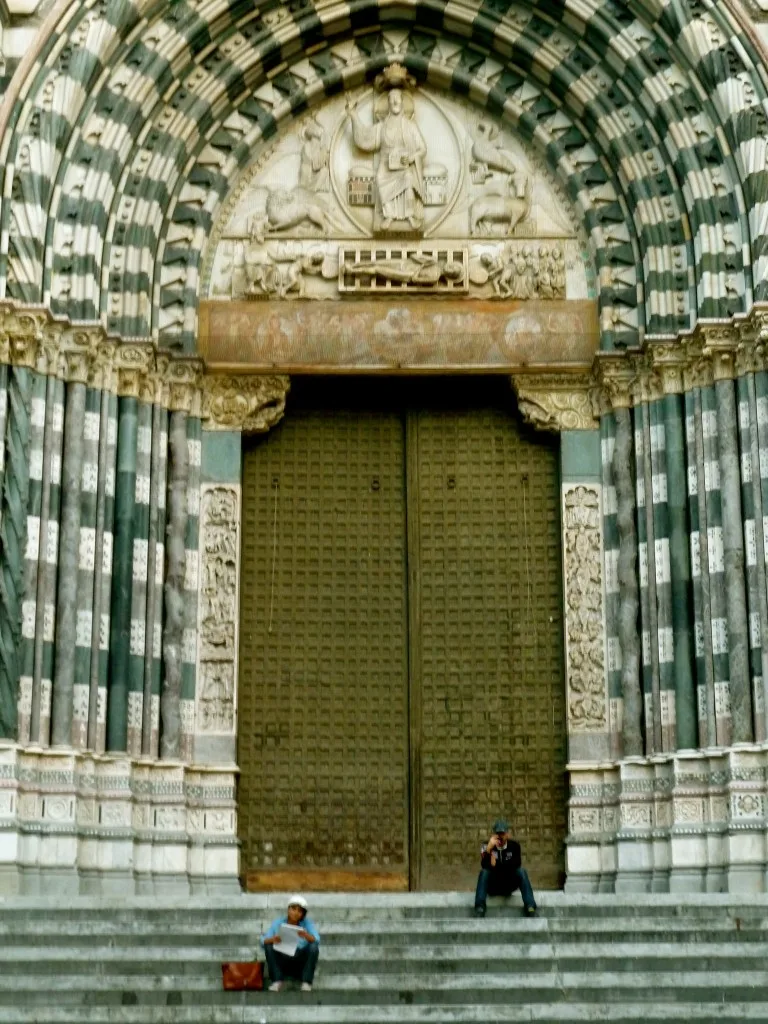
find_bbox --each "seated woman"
[262,894,320,992]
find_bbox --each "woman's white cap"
[288,894,308,911]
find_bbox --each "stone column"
[51,341,90,746]
[710,338,752,742]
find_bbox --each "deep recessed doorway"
[237,377,566,891]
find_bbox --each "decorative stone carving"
[201,374,289,433]
[512,374,597,432]
[347,64,428,235]
[299,116,330,194]
[339,248,468,293]
[470,243,565,299]
[470,122,518,182]
[562,485,607,732]
[197,486,239,735]
[204,82,593,303]
[245,244,336,299]
[470,176,532,237]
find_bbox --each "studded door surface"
[238,382,410,890]
[408,382,567,890]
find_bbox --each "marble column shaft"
[0,366,31,738]
[613,406,643,756]
[161,410,189,760]
[716,377,752,742]
[51,380,86,746]
[107,396,138,752]
[663,392,697,750]
[142,403,165,755]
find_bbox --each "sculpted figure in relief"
[347,66,427,232]
[299,116,330,193]
[346,253,464,288]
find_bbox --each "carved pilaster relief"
[512,373,597,432]
[562,484,607,733]
[201,374,289,433]
[196,485,240,736]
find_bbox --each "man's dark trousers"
[264,943,319,984]
[475,866,536,911]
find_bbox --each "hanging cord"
[268,478,279,633]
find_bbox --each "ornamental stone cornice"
[511,372,598,432]
[201,374,290,433]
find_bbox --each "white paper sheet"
[277,923,302,957]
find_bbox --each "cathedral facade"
[0,0,766,894]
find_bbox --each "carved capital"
[696,323,738,381]
[59,328,102,384]
[681,340,713,391]
[202,374,290,433]
[0,303,50,368]
[647,342,686,395]
[114,343,154,398]
[512,372,597,432]
[592,352,637,411]
[166,358,204,413]
[89,341,118,390]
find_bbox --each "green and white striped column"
[127,399,152,755]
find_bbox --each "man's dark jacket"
[480,840,522,888]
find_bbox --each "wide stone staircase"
[2,893,768,1022]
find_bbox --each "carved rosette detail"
[562,484,607,732]
[197,486,240,734]
[512,373,597,432]
[202,374,290,433]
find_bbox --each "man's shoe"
[524,906,537,917]
[474,905,486,918]
[268,982,283,992]
[301,983,313,992]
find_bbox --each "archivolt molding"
[0,1,766,354]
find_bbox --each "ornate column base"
[0,743,239,896]
[566,745,768,894]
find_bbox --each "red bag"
[221,961,264,991]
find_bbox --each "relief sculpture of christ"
[347,88,427,232]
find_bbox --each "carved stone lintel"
[512,372,597,432]
[202,374,290,433]
[563,484,607,732]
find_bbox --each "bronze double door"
[238,377,566,891]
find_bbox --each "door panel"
[409,385,566,890]
[238,385,410,890]
[238,378,566,891]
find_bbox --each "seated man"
[474,817,537,918]
[262,894,320,992]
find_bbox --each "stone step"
[0,1002,766,1023]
